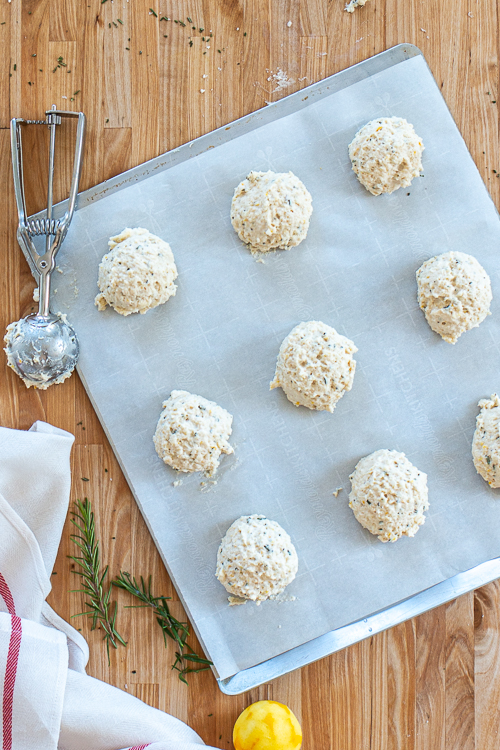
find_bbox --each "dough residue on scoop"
[348,116,424,195]
[95,227,177,315]
[416,251,492,344]
[231,170,312,253]
[4,313,76,390]
[270,321,357,412]
[349,449,429,543]
[216,514,298,603]
[153,390,233,475]
[472,394,500,487]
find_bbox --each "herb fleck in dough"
[154,390,233,475]
[348,117,424,195]
[270,321,357,412]
[349,449,429,543]
[472,394,500,487]
[231,170,313,253]
[216,515,298,603]
[95,227,178,315]
[416,251,492,344]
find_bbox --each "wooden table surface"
[2,1,500,748]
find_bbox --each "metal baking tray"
[23,44,500,694]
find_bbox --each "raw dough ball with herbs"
[472,394,500,487]
[270,321,357,412]
[349,449,429,543]
[348,117,424,195]
[416,251,492,344]
[216,515,298,603]
[153,390,233,475]
[231,170,313,253]
[95,227,177,315]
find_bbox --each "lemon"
[233,700,302,750]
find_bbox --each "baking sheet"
[45,52,500,681]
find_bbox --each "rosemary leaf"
[69,498,127,664]
[182,653,213,664]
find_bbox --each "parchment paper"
[50,54,500,680]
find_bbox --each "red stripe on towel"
[0,572,22,750]
[128,745,151,749]
[0,575,15,616]
[2,616,21,750]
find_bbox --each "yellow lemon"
[233,700,302,750]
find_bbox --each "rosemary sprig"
[69,498,127,664]
[113,571,212,683]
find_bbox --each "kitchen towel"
[0,420,215,750]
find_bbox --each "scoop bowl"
[4,312,79,389]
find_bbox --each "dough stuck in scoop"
[270,321,357,412]
[349,449,429,543]
[216,514,298,603]
[231,170,313,253]
[153,390,233,475]
[348,116,424,195]
[472,394,500,488]
[95,227,177,315]
[416,251,492,344]
[3,313,75,390]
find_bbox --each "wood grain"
[3,1,500,748]
[415,606,446,750]
[475,581,500,748]
[445,595,475,750]
[387,621,416,750]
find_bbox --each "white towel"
[0,421,215,750]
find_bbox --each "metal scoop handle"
[10,107,86,316]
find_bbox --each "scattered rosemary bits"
[53,55,67,73]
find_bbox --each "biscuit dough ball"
[349,449,429,543]
[231,170,313,253]
[416,251,492,344]
[153,390,233,475]
[270,321,357,412]
[95,227,177,315]
[216,515,298,602]
[472,394,500,487]
[348,117,424,195]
